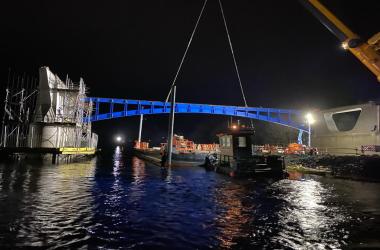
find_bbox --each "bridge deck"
[83,97,308,132]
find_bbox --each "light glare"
[305,113,315,124]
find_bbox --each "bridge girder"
[83,97,308,132]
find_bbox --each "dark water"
[0,147,379,249]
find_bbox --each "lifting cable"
[165,0,208,102]
[165,0,251,119]
[218,0,249,108]
[218,0,253,127]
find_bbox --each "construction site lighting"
[305,113,315,124]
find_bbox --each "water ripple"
[0,150,379,249]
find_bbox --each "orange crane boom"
[300,0,380,82]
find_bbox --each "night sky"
[1,0,380,147]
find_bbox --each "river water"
[0,147,379,249]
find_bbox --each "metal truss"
[83,97,308,132]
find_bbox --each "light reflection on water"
[272,178,348,249]
[0,148,379,249]
[0,159,96,248]
[213,183,250,249]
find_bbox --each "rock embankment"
[285,155,380,182]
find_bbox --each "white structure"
[312,102,380,155]
[28,66,97,149]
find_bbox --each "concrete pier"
[312,102,380,155]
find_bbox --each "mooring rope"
[165,0,208,102]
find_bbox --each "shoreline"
[285,154,380,182]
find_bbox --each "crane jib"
[299,0,352,42]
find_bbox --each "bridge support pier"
[297,130,303,145]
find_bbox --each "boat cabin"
[214,126,284,177]
[217,127,255,163]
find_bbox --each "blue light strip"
[83,97,307,131]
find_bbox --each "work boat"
[204,126,285,177]
[133,134,219,167]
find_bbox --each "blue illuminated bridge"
[83,97,308,140]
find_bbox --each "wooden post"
[52,153,56,164]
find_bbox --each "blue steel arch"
[83,97,308,132]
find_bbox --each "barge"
[133,134,218,167]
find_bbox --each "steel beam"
[82,97,308,132]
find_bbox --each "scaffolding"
[1,67,96,149]
[1,70,38,147]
